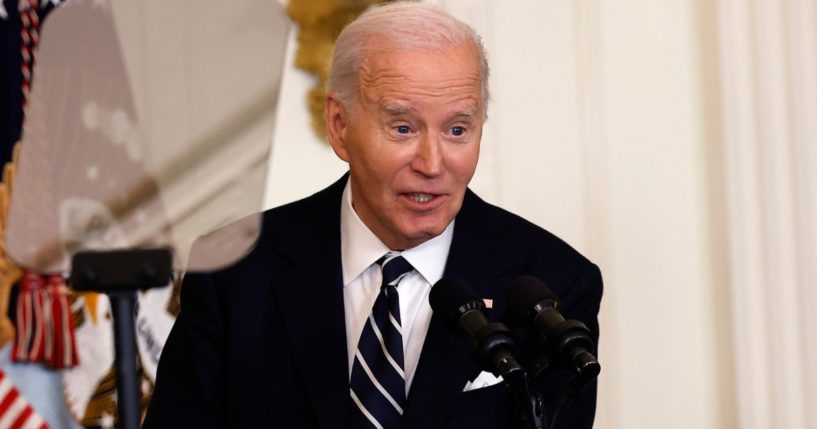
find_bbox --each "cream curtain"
[718,0,817,427]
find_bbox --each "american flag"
[2,2,66,429]
[0,368,48,429]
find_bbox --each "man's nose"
[412,133,444,177]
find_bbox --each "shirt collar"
[340,178,454,286]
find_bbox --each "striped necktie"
[350,253,414,429]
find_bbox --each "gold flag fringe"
[0,143,23,348]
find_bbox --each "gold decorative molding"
[286,0,389,140]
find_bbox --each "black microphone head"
[430,278,485,324]
[431,278,522,378]
[505,275,559,326]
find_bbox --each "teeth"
[410,193,433,203]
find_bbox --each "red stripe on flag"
[9,406,33,429]
[0,387,19,415]
[0,370,50,429]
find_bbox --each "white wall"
[263,26,348,207]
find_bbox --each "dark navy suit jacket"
[143,175,602,428]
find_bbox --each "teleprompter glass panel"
[6,0,290,273]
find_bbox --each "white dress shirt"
[340,180,454,394]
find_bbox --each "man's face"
[326,41,484,250]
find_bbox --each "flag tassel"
[11,270,79,368]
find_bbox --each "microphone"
[429,278,523,381]
[506,275,600,381]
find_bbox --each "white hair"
[328,1,490,114]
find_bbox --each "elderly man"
[144,2,602,429]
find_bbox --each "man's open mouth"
[408,193,435,203]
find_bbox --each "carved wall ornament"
[286,0,390,140]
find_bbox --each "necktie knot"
[377,254,414,290]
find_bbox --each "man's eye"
[451,126,465,136]
[396,125,411,134]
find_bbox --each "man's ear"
[325,94,350,162]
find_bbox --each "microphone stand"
[521,356,600,429]
[488,346,546,429]
[505,369,547,429]
[70,248,172,429]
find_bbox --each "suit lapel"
[401,191,515,428]
[268,177,351,429]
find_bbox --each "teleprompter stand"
[70,248,173,429]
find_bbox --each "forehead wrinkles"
[358,60,481,107]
